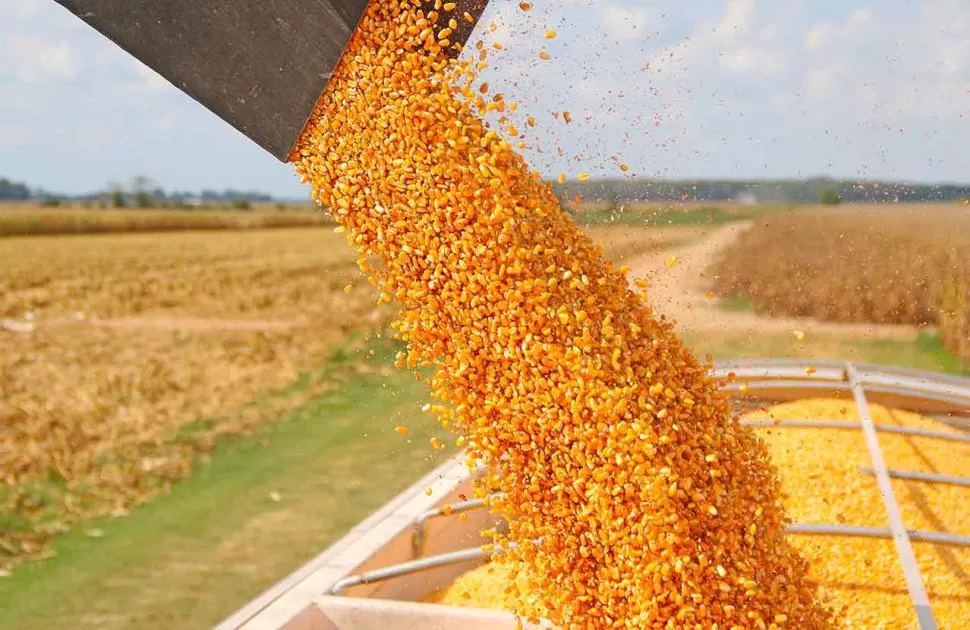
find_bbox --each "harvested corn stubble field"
[0,224,681,571]
[433,398,970,629]
[0,228,377,570]
[712,206,970,362]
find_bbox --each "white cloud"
[847,8,872,27]
[3,36,79,82]
[720,47,785,75]
[807,66,836,99]
[714,0,756,44]
[804,8,872,53]
[647,0,786,82]
[799,2,969,122]
[2,0,41,20]
[804,25,827,51]
[601,5,651,41]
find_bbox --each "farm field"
[711,204,970,364]
[0,222,696,571]
[2,210,968,628]
[0,203,329,236]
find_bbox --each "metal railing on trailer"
[327,360,970,630]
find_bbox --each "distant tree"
[129,176,157,208]
[819,188,842,205]
[111,191,127,208]
[0,177,31,200]
[231,198,251,211]
[130,175,155,194]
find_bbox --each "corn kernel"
[289,3,833,627]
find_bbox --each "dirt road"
[627,222,924,341]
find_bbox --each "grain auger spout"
[51,0,490,161]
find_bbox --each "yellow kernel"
[286,3,837,626]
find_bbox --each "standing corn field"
[713,207,970,367]
[936,247,970,367]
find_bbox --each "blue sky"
[1,0,967,199]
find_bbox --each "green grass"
[0,335,451,630]
[683,331,968,375]
[572,204,790,227]
[911,332,970,375]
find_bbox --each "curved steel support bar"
[739,419,969,443]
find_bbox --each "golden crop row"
[0,204,332,237]
[712,205,970,362]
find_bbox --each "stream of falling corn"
[292,1,834,627]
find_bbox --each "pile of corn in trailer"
[218,360,970,630]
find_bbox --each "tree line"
[551,177,970,205]
[0,175,274,208]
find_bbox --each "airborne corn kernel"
[292,1,832,627]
